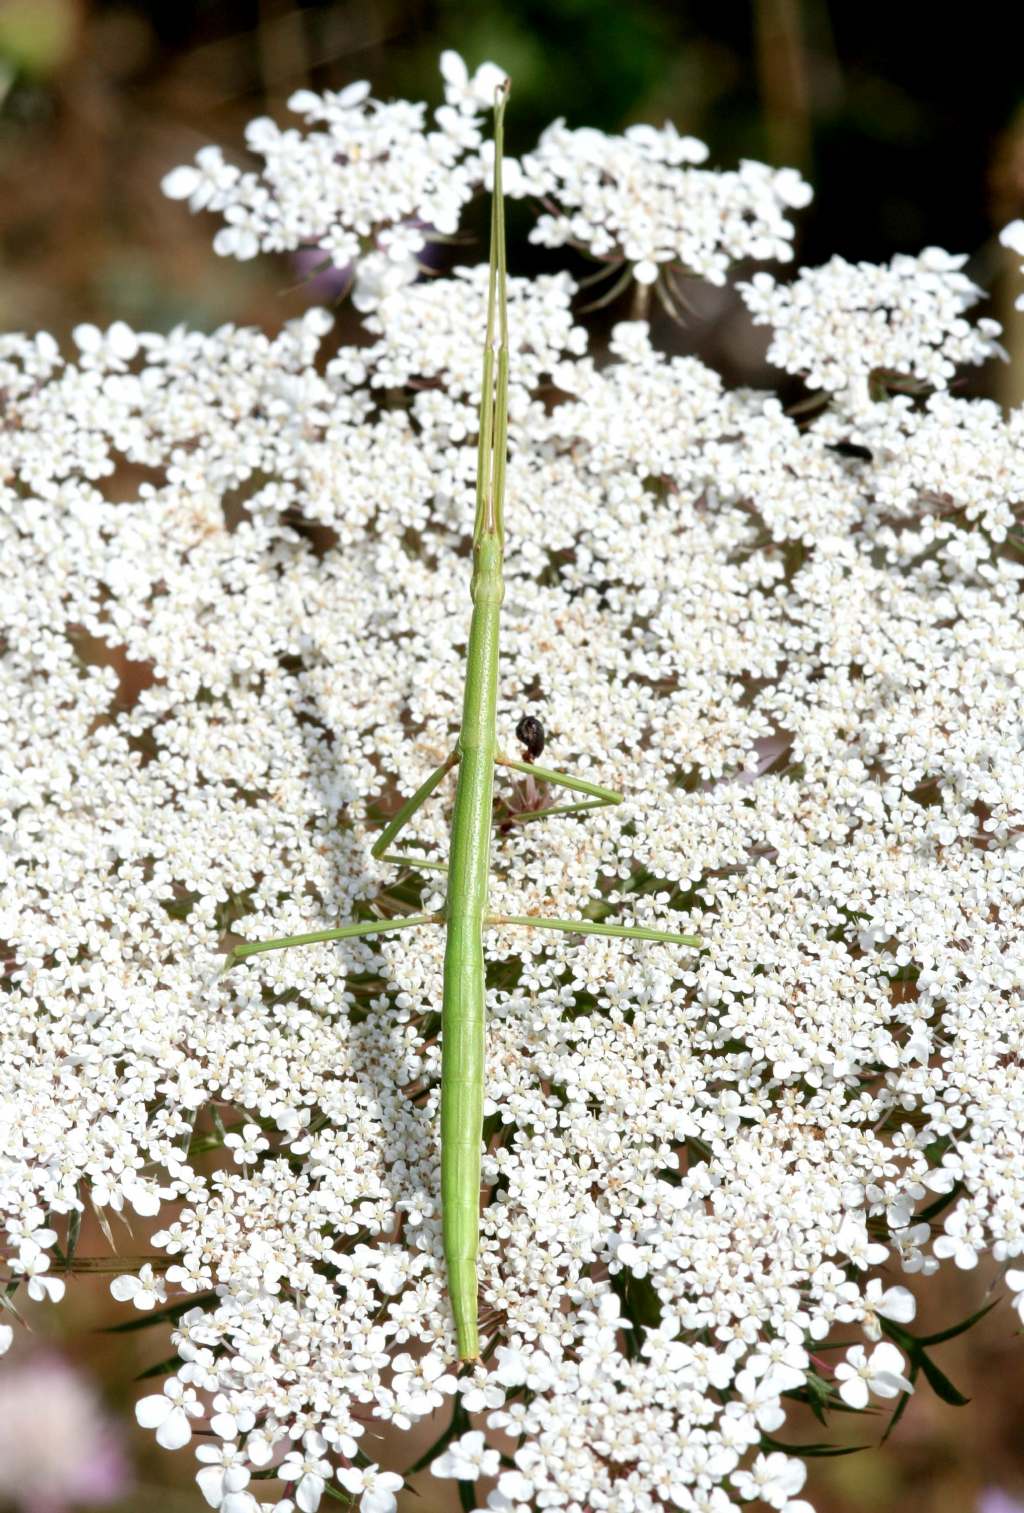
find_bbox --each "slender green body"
[442,537,503,1360]
[226,81,702,1366]
[439,80,510,1356]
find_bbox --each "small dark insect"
[515,714,545,761]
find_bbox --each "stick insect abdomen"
[441,533,503,1361]
[440,912,486,1363]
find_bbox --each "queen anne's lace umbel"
[4,49,1024,1513]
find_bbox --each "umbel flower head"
[4,48,1024,1513]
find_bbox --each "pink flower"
[0,1353,129,1512]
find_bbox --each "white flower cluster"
[4,52,1024,1513]
[517,118,812,286]
[740,249,1003,411]
[162,51,508,310]
[167,53,812,304]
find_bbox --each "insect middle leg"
[488,914,700,947]
[222,911,443,971]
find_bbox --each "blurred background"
[1,0,1023,394]
[2,2,1023,1510]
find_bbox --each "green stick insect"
[224,82,701,1363]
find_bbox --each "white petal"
[869,1342,907,1375]
[999,219,1024,255]
[440,50,468,87]
[362,1490,398,1513]
[498,1471,534,1499]
[29,1275,65,1303]
[126,1183,161,1216]
[837,1377,869,1410]
[107,321,139,361]
[337,80,371,107]
[877,1285,916,1323]
[246,1434,275,1467]
[135,1393,170,1429]
[196,1465,226,1507]
[155,1406,193,1451]
[295,1471,324,1512]
[72,323,102,353]
[222,1495,261,1513]
[162,166,201,200]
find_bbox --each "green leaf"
[881,1365,919,1444]
[916,1350,970,1407]
[134,1353,182,1381]
[65,1206,82,1268]
[1,1286,25,1320]
[915,1297,999,1347]
[880,1307,982,1410]
[879,1319,912,1349]
[760,1434,870,1458]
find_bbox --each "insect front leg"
[371,750,460,872]
[494,751,623,826]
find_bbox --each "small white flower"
[933,1233,980,1269]
[861,1278,916,1340]
[195,1440,252,1508]
[110,1264,167,1310]
[431,1430,501,1480]
[496,1469,535,1501]
[745,1339,809,1394]
[336,1462,404,1513]
[13,1246,65,1305]
[223,1123,270,1165]
[834,1343,913,1410]
[278,1431,332,1513]
[833,1214,889,1270]
[135,1379,203,1450]
[731,1451,806,1507]
[71,320,140,368]
[440,50,508,112]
